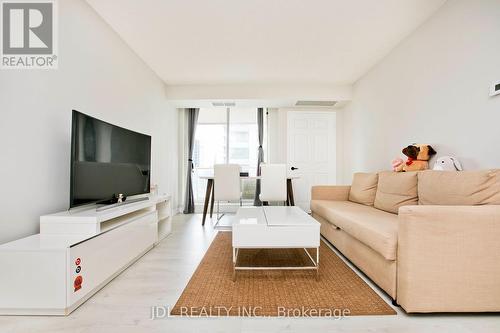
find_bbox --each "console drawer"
[67,211,157,306]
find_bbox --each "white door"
[287,111,336,212]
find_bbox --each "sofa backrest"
[348,172,378,206]
[418,170,500,205]
[373,171,418,214]
[347,170,500,214]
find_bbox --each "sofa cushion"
[311,200,398,260]
[374,171,418,214]
[348,173,378,206]
[418,170,500,205]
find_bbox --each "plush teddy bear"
[394,144,437,172]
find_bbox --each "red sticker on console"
[74,275,83,292]
[75,258,81,265]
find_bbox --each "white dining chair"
[214,164,242,222]
[259,164,287,205]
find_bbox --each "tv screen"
[70,110,151,208]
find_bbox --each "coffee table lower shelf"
[232,247,320,281]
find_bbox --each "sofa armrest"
[397,205,500,312]
[311,185,350,201]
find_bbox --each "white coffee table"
[231,206,321,281]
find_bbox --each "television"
[70,110,151,208]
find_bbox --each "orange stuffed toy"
[394,144,436,172]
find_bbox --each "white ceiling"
[87,0,445,86]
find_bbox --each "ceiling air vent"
[212,102,236,107]
[295,100,337,107]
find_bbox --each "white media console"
[0,195,172,315]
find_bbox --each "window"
[193,124,227,168]
[192,108,266,203]
[230,147,249,160]
[231,131,249,142]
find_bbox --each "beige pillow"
[349,173,378,206]
[418,170,500,205]
[374,171,418,214]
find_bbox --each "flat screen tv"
[70,110,151,208]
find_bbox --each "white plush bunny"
[433,156,463,171]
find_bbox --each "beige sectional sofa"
[311,170,500,313]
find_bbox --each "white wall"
[0,0,178,244]
[341,0,500,183]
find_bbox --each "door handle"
[291,167,298,171]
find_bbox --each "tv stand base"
[0,195,172,316]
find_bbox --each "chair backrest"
[214,164,241,201]
[260,164,287,202]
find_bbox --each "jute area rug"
[171,232,396,317]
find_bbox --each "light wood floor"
[1,214,499,333]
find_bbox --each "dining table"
[199,175,299,226]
